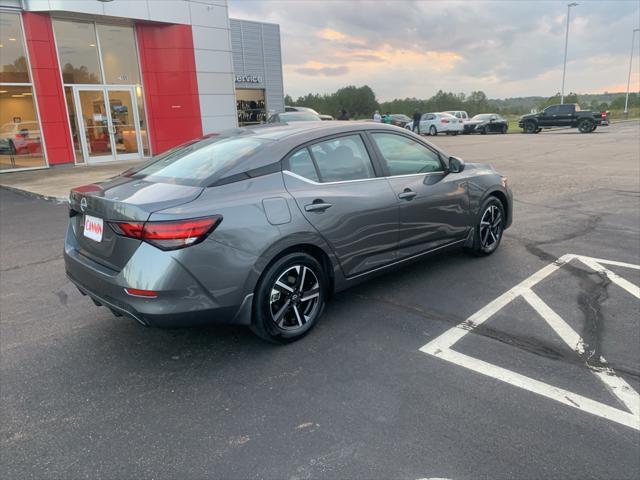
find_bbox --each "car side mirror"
[449,156,465,173]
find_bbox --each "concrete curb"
[0,185,69,204]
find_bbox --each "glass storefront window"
[97,24,141,85]
[236,89,267,126]
[53,19,102,84]
[0,12,29,83]
[0,86,46,170]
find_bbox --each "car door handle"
[305,201,333,212]
[398,189,417,201]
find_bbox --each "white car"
[0,121,41,155]
[405,112,464,136]
[445,110,469,123]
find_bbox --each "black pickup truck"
[519,104,607,133]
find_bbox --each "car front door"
[368,131,471,258]
[540,105,559,127]
[283,133,399,277]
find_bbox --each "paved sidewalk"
[0,160,141,203]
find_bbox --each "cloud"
[295,65,350,76]
[228,0,640,100]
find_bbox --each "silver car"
[64,122,512,342]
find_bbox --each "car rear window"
[131,135,268,186]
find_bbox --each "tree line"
[285,85,639,119]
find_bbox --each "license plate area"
[83,214,104,242]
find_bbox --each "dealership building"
[0,0,284,173]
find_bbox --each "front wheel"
[466,197,505,256]
[429,125,437,136]
[251,252,327,343]
[523,121,537,134]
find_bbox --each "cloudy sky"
[228,0,640,100]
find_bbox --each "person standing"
[337,109,350,121]
[382,112,392,124]
[373,110,382,122]
[412,110,422,135]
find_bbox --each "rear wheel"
[578,119,594,133]
[480,126,488,135]
[251,252,327,343]
[429,125,437,136]
[523,121,537,134]
[466,197,505,256]
[590,124,598,132]
[501,125,508,134]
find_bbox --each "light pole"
[561,2,579,104]
[624,28,640,118]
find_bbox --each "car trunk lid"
[69,177,203,271]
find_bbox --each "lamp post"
[560,2,579,104]
[624,28,640,118]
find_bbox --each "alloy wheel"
[479,204,503,251]
[269,265,321,331]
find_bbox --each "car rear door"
[367,131,471,258]
[557,104,575,126]
[283,133,399,277]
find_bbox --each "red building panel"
[136,23,202,155]
[22,12,74,165]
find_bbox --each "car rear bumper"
[64,224,254,328]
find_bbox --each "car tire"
[590,124,598,132]
[523,121,537,134]
[480,127,488,135]
[429,125,437,136]
[578,119,594,133]
[501,125,508,134]
[250,252,327,343]
[466,197,505,257]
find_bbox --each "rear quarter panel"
[148,172,340,302]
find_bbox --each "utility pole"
[624,28,640,118]
[561,2,578,104]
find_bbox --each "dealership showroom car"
[64,122,512,343]
[405,112,464,135]
[464,114,509,134]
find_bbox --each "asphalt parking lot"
[1,121,639,479]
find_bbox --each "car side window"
[309,135,375,182]
[288,148,319,182]
[558,105,574,115]
[545,105,559,115]
[371,133,443,176]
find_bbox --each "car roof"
[211,122,412,182]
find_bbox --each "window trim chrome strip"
[283,169,445,186]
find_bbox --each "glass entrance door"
[77,89,113,161]
[75,87,142,163]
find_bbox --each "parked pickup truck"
[519,104,608,133]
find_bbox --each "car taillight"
[108,216,222,250]
[441,119,450,124]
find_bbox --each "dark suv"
[519,104,607,134]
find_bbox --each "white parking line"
[420,254,640,431]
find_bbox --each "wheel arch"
[485,189,510,227]
[246,234,339,300]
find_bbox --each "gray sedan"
[64,122,512,342]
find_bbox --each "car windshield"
[472,114,494,121]
[130,135,269,187]
[278,112,320,122]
